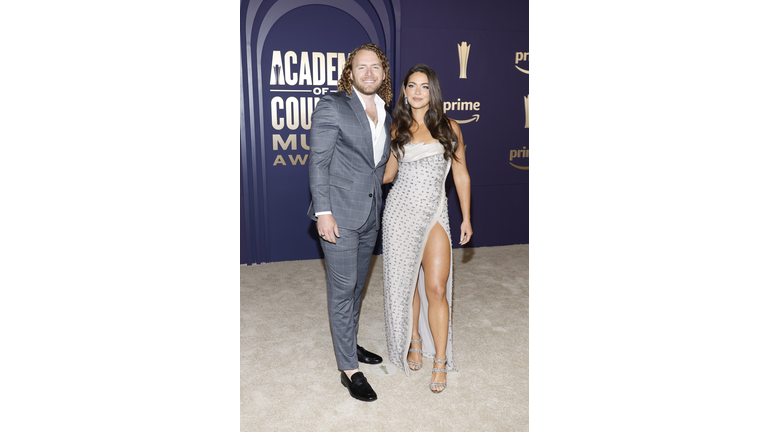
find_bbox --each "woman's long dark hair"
[391,64,458,161]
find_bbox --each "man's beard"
[352,77,382,96]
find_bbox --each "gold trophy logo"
[458,42,471,79]
[524,94,529,128]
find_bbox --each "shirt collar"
[353,87,385,111]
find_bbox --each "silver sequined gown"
[382,141,457,376]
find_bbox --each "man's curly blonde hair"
[337,43,393,106]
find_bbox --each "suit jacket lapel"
[346,92,375,167]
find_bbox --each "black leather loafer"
[341,371,377,402]
[357,345,382,364]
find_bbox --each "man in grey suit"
[307,43,393,402]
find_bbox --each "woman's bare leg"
[421,223,451,391]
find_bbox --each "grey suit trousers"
[320,200,377,371]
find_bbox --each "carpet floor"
[241,244,529,431]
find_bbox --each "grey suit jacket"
[307,90,392,231]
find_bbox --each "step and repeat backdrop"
[241,0,528,264]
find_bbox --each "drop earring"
[404,96,409,107]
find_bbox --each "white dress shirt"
[353,87,388,166]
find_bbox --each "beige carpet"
[241,244,528,431]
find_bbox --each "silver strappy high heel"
[407,338,423,371]
[430,358,447,393]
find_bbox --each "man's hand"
[317,214,340,244]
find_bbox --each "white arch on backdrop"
[242,0,397,262]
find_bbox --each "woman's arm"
[383,124,400,184]
[449,119,473,245]
[382,151,398,184]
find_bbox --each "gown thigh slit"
[382,142,457,376]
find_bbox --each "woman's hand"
[459,220,473,245]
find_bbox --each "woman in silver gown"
[381,64,472,393]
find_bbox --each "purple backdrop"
[241,0,528,264]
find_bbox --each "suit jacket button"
[369,193,373,197]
